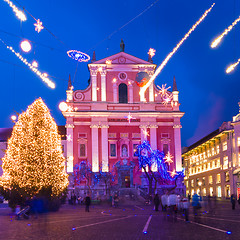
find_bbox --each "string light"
[32,61,38,68]
[211,16,240,48]
[0,39,55,89]
[34,19,44,33]
[3,0,27,22]
[139,3,215,101]
[11,115,17,121]
[226,58,240,73]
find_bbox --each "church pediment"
[91,52,155,65]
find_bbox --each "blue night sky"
[0,0,240,147]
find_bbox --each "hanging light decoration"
[20,40,32,53]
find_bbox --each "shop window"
[225,171,230,182]
[191,179,194,187]
[216,173,221,184]
[217,186,221,197]
[209,187,213,196]
[226,185,230,198]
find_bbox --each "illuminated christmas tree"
[0,98,68,207]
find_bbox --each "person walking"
[192,192,201,222]
[168,191,178,222]
[230,194,236,210]
[161,191,168,212]
[85,195,91,212]
[182,197,189,222]
[153,194,160,211]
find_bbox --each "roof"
[89,51,156,66]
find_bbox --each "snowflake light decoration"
[157,84,173,105]
[124,112,136,123]
[148,48,156,58]
[66,134,72,142]
[142,128,149,138]
[164,152,173,165]
[34,19,44,33]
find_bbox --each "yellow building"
[183,103,240,199]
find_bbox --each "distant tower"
[120,39,125,52]
[172,76,179,100]
[91,51,96,62]
[66,74,73,102]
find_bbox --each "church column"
[173,119,182,172]
[91,124,99,172]
[128,80,133,103]
[91,69,97,101]
[149,70,154,102]
[150,124,158,150]
[100,69,106,102]
[113,82,118,103]
[101,124,109,172]
[66,121,74,173]
[140,125,148,142]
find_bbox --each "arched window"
[118,83,128,103]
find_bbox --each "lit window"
[191,179,194,187]
[209,187,213,196]
[216,145,220,154]
[203,152,206,159]
[207,149,211,157]
[209,175,213,184]
[225,171,230,182]
[202,177,205,185]
[222,141,227,151]
[185,181,189,188]
[238,137,240,147]
[223,156,228,169]
[203,188,206,196]
[212,147,215,156]
[217,186,221,197]
[216,173,221,183]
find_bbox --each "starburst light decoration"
[66,134,72,142]
[139,3,215,101]
[148,48,156,58]
[164,152,173,165]
[142,128,149,138]
[124,112,136,123]
[157,84,173,105]
[3,0,27,21]
[34,19,44,33]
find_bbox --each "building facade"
[59,48,184,191]
[183,103,240,199]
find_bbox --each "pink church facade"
[60,49,184,191]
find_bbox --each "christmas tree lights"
[0,98,69,198]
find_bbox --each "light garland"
[0,39,55,89]
[139,3,215,101]
[211,16,240,48]
[3,0,27,22]
[226,58,240,73]
[67,50,90,62]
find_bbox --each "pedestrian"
[114,194,119,207]
[230,194,236,210]
[192,192,201,222]
[168,191,178,222]
[153,194,160,211]
[188,193,191,201]
[85,195,91,212]
[182,197,189,222]
[238,194,240,205]
[161,191,168,212]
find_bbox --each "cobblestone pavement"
[0,201,239,240]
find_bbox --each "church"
[59,42,184,195]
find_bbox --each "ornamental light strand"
[0,38,55,89]
[139,3,215,101]
[3,0,26,22]
[226,58,240,74]
[211,16,240,48]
